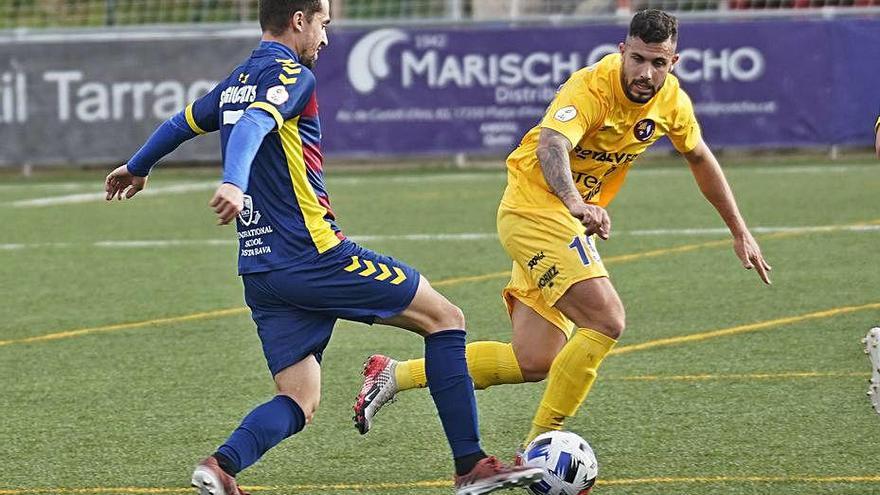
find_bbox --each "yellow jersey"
[503,53,701,209]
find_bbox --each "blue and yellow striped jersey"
[186,41,341,274]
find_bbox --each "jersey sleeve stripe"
[184,103,208,135]
[248,102,285,130]
[875,116,880,133]
[279,116,341,255]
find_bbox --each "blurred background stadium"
[1,0,879,172]
[3,0,880,28]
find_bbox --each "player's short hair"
[260,0,323,35]
[629,9,678,44]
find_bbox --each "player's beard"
[624,78,657,103]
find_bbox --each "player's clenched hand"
[105,164,148,201]
[210,183,244,225]
[567,202,611,240]
[733,231,772,285]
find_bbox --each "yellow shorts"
[497,204,609,338]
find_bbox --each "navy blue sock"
[424,329,484,470]
[214,395,305,475]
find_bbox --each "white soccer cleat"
[863,327,880,415]
[353,354,400,434]
[454,456,544,495]
[191,457,249,495]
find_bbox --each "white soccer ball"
[523,431,598,495]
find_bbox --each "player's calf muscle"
[513,345,555,381]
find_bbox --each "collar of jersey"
[256,41,299,62]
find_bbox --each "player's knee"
[594,310,626,340]
[284,393,319,424]
[516,349,555,382]
[443,303,466,330]
[423,300,466,333]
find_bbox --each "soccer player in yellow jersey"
[353,9,772,451]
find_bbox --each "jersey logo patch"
[634,119,656,142]
[267,85,290,105]
[239,194,262,226]
[554,106,578,123]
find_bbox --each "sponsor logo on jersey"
[527,251,546,270]
[634,118,656,142]
[573,146,639,164]
[538,265,559,289]
[219,85,258,107]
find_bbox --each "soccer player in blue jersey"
[104,1,542,494]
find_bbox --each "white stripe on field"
[9,182,217,207]
[3,162,871,206]
[0,183,92,192]
[2,223,878,252]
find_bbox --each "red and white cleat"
[353,354,399,435]
[454,456,544,495]
[191,457,249,495]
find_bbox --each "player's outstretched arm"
[683,139,771,284]
[104,112,203,201]
[536,128,611,239]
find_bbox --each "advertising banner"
[0,19,877,166]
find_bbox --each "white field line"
[0,183,93,192]
[8,182,217,207]
[2,224,878,251]
[3,162,870,206]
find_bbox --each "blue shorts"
[242,240,421,376]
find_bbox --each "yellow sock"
[394,357,428,391]
[394,341,525,391]
[525,328,616,446]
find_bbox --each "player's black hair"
[260,0,324,35]
[629,9,678,44]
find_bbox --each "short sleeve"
[874,114,880,133]
[539,73,599,149]
[668,89,702,153]
[247,59,317,131]
[185,83,222,134]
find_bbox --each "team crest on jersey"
[634,119,656,142]
[267,85,289,105]
[554,106,577,123]
[239,194,262,226]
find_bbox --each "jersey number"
[568,235,599,266]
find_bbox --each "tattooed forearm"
[536,130,580,207]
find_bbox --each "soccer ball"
[523,431,598,495]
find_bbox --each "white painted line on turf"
[92,239,233,248]
[3,223,879,252]
[630,224,880,236]
[330,173,503,185]
[350,233,496,242]
[9,182,218,207]
[0,183,93,192]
